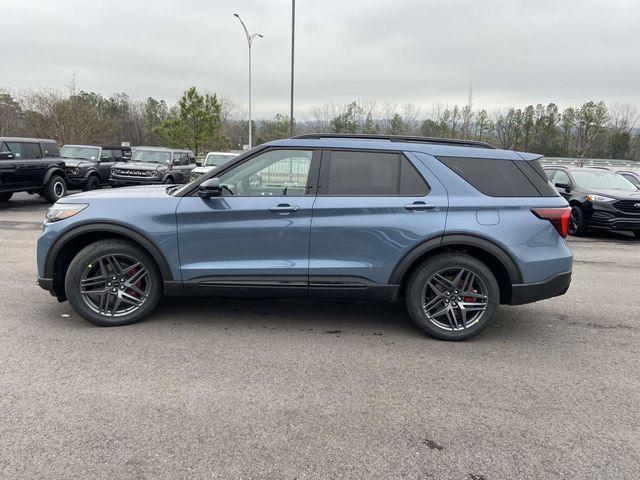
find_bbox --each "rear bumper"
[509,270,572,305]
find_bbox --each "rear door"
[309,149,448,290]
[16,141,47,187]
[172,152,194,183]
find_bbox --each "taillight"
[531,207,571,238]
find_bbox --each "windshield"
[572,170,638,191]
[132,149,172,164]
[205,153,235,166]
[60,146,100,161]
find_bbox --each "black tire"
[0,192,12,202]
[64,240,163,326]
[83,175,101,191]
[405,253,499,341]
[164,177,174,184]
[42,174,67,203]
[568,205,586,236]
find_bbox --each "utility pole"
[289,0,296,137]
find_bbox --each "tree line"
[1,86,638,160]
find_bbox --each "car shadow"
[148,296,421,336]
[568,229,638,243]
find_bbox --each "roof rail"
[292,133,496,149]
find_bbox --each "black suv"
[61,144,132,190]
[110,147,196,186]
[0,137,67,203]
[544,165,640,237]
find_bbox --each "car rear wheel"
[83,175,101,191]
[405,253,499,341]
[42,175,67,203]
[65,240,162,326]
[568,205,586,236]
[0,192,12,202]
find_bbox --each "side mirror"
[0,151,14,160]
[198,178,221,198]
[555,182,570,191]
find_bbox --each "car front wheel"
[405,253,499,341]
[65,240,162,326]
[568,205,586,236]
[42,175,67,203]
[83,175,101,191]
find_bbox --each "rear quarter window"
[437,156,557,197]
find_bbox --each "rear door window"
[321,150,429,196]
[21,142,42,159]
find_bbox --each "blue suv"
[37,134,572,340]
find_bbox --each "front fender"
[43,168,66,184]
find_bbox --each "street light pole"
[234,13,262,149]
[289,0,295,137]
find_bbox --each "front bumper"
[586,209,640,232]
[110,175,161,187]
[510,270,572,305]
[65,175,89,189]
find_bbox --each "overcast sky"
[3,0,639,118]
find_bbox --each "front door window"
[218,149,313,197]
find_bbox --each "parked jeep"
[110,147,195,186]
[0,137,67,203]
[61,144,132,190]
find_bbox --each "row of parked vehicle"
[543,165,640,238]
[0,136,239,203]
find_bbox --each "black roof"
[292,133,496,149]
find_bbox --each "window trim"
[317,148,431,197]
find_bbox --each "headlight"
[65,167,80,175]
[587,194,615,203]
[151,171,160,177]
[45,203,88,223]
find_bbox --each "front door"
[7,141,47,188]
[176,148,320,293]
[98,149,115,182]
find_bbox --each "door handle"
[404,201,435,211]
[269,204,301,213]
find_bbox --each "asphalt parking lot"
[1,192,639,480]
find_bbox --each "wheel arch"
[43,167,66,184]
[390,233,523,304]
[45,222,174,299]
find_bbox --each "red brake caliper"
[126,266,143,299]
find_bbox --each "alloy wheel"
[80,254,150,317]
[421,267,489,332]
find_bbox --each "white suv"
[190,151,238,182]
